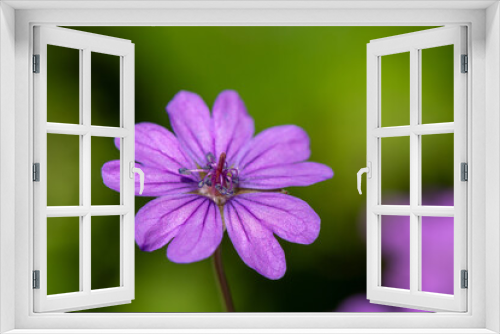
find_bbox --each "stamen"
[179,167,207,175]
[230,168,239,178]
[206,152,215,163]
[179,151,239,198]
[218,185,228,195]
[178,167,191,175]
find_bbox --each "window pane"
[47,134,80,206]
[47,217,80,295]
[91,52,121,127]
[421,45,454,124]
[91,136,121,205]
[421,216,454,295]
[381,52,410,127]
[381,136,410,205]
[381,215,410,290]
[47,45,80,124]
[421,134,454,206]
[91,216,120,290]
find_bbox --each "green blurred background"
[45,26,454,312]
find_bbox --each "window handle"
[357,162,372,195]
[130,162,145,195]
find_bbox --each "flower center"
[179,152,239,204]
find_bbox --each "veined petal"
[135,194,222,257]
[102,161,198,197]
[235,125,310,175]
[166,91,214,166]
[213,90,254,163]
[115,122,195,170]
[167,198,223,263]
[239,162,333,189]
[231,193,320,244]
[224,199,286,280]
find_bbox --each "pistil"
[178,152,239,199]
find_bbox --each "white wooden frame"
[1,1,499,333]
[32,26,135,313]
[366,26,467,312]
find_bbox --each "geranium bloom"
[102,90,333,279]
[336,191,453,312]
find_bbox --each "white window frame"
[0,1,499,333]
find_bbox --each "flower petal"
[235,125,310,175]
[335,294,406,312]
[166,91,214,166]
[212,90,254,163]
[231,192,320,244]
[167,198,223,263]
[115,122,195,170]
[135,194,216,253]
[224,199,286,279]
[239,162,333,189]
[102,161,198,197]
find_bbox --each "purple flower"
[335,293,423,312]
[336,190,454,312]
[335,294,395,312]
[380,191,454,295]
[102,90,333,279]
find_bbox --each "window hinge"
[461,162,468,181]
[33,270,40,289]
[461,270,468,289]
[461,54,468,73]
[33,54,40,73]
[33,163,40,182]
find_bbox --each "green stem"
[212,245,235,312]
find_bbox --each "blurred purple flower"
[335,294,395,312]
[102,90,333,279]
[336,190,454,312]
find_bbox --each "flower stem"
[212,245,235,312]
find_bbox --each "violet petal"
[212,90,254,163]
[166,91,214,166]
[102,160,198,197]
[231,193,320,244]
[115,122,195,170]
[167,197,223,263]
[239,161,333,189]
[224,199,286,279]
[135,194,220,254]
[235,125,310,175]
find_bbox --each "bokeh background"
[45,26,454,312]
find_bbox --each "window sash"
[32,26,135,313]
[366,26,468,312]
